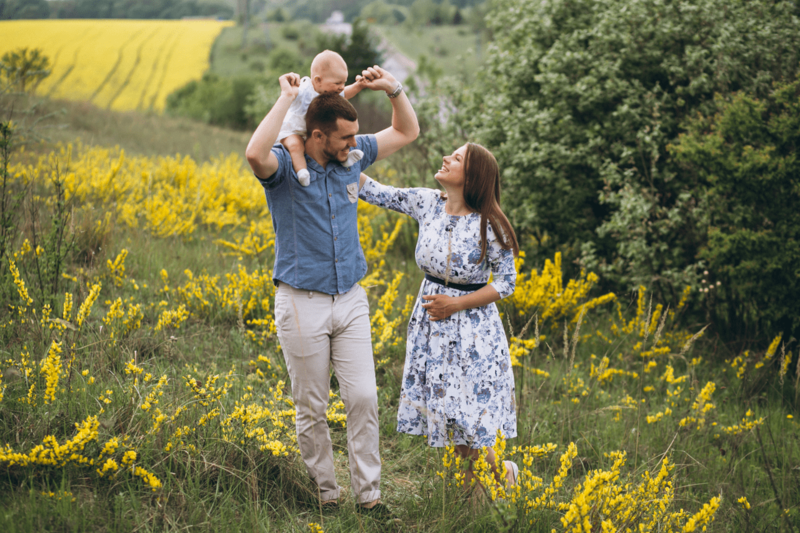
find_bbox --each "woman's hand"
[421,294,462,321]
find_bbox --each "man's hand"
[279,72,301,100]
[356,66,398,94]
[245,72,301,180]
[421,294,462,321]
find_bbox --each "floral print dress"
[359,177,517,448]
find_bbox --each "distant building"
[322,10,350,36]
[326,11,345,25]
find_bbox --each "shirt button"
[335,259,338,263]
[332,215,335,219]
[334,237,338,241]
[329,193,332,197]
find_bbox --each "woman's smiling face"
[435,144,468,188]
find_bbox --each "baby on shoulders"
[278,50,365,186]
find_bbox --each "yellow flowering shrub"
[506,251,616,327]
[436,432,721,532]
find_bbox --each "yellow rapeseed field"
[0,19,232,111]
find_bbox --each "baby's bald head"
[310,50,348,94]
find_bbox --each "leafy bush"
[0,48,50,93]
[464,0,800,304]
[165,73,258,129]
[0,0,50,19]
[280,24,301,41]
[268,46,305,74]
[361,0,407,24]
[671,76,800,337]
[49,0,233,20]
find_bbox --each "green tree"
[166,73,258,129]
[317,18,383,84]
[671,77,800,337]
[362,0,399,24]
[267,7,287,22]
[0,48,50,93]
[0,0,50,19]
[464,0,800,300]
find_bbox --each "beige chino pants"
[274,282,381,504]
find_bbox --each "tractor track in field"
[106,27,161,110]
[147,31,182,110]
[46,29,103,97]
[89,28,146,105]
[136,31,179,111]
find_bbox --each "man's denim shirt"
[255,135,378,295]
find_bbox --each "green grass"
[373,24,488,78]
[1,95,799,532]
[209,23,316,79]
[10,96,250,162]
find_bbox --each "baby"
[279,50,364,186]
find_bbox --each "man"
[245,66,419,513]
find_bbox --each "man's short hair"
[306,93,358,137]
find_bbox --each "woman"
[358,142,520,490]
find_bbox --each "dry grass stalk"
[653,305,669,347]
[640,296,653,352]
[569,306,586,372]
[794,351,800,406]
[779,343,787,385]
[678,325,709,359]
[517,311,538,341]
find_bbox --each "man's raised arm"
[358,66,420,161]
[245,73,300,179]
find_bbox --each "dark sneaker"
[320,501,339,514]
[356,502,394,518]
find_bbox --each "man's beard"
[323,142,347,164]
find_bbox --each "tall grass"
[0,138,798,532]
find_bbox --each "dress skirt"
[397,278,517,449]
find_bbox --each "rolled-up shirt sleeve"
[254,144,291,189]
[355,135,378,173]
[358,176,437,222]
[487,225,517,299]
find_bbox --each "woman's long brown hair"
[462,143,519,263]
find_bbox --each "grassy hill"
[374,24,488,78]
[10,96,250,161]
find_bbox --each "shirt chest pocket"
[346,182,358,203]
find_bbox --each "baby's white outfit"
[278,77,337,141]
[278,77,362,186]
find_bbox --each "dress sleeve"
[358,176,437,222]
[486,224,517,299]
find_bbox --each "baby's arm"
[343,78,366,99]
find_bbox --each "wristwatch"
[387,82,403,98]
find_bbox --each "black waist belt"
[425,273,487,292]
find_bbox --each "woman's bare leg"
[454,444,514,489]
